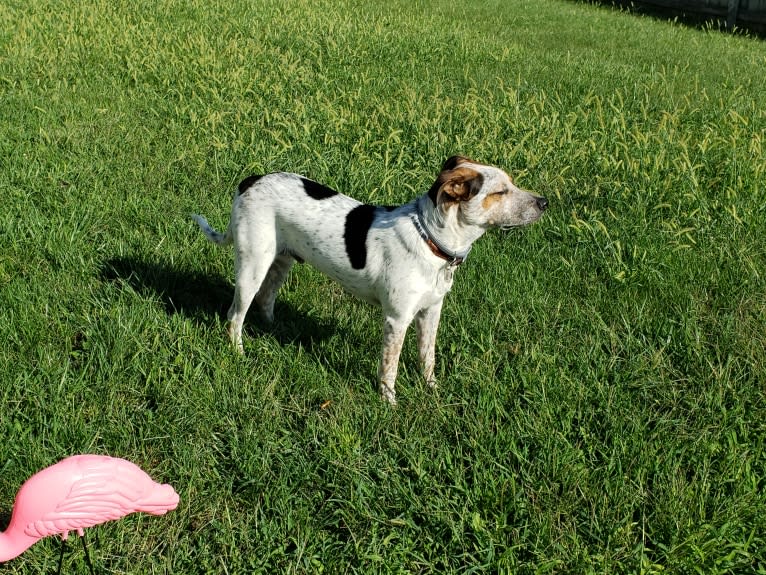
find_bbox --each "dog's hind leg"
[228,243,277,353]
[254,254,294,323]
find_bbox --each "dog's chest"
[378,255,455,310]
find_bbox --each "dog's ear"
[428,165,484,206]
[441,155,474,171]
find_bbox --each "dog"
[192,156,548,404]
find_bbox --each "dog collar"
[411,209,471,266]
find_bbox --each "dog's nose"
[536,196,549,211]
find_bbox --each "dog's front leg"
[416,301,443,388]
[378,317,409,405]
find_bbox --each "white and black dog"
[193,156,548,404]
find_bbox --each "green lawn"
[1,0,765,572]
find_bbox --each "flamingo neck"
[0,528,41,563]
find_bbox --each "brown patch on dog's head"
[428,156,484,206]
[481,192,503,210]
[481,182,511,210]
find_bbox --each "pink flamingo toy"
[0,454,179,567]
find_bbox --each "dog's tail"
[191,214,232,246]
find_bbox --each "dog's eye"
[494,188,509,195]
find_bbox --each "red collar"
[410,211,471,266]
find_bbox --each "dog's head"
[428,156,548,229]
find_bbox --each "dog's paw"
[259,310,275,325]
[228,326,246,354]
[380,385,397,406]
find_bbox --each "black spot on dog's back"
[301,178,338,200]
[344,204,376,270]
[238,175,263,195]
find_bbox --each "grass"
[1,0,765,572]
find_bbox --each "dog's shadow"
[101,257,333,348]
